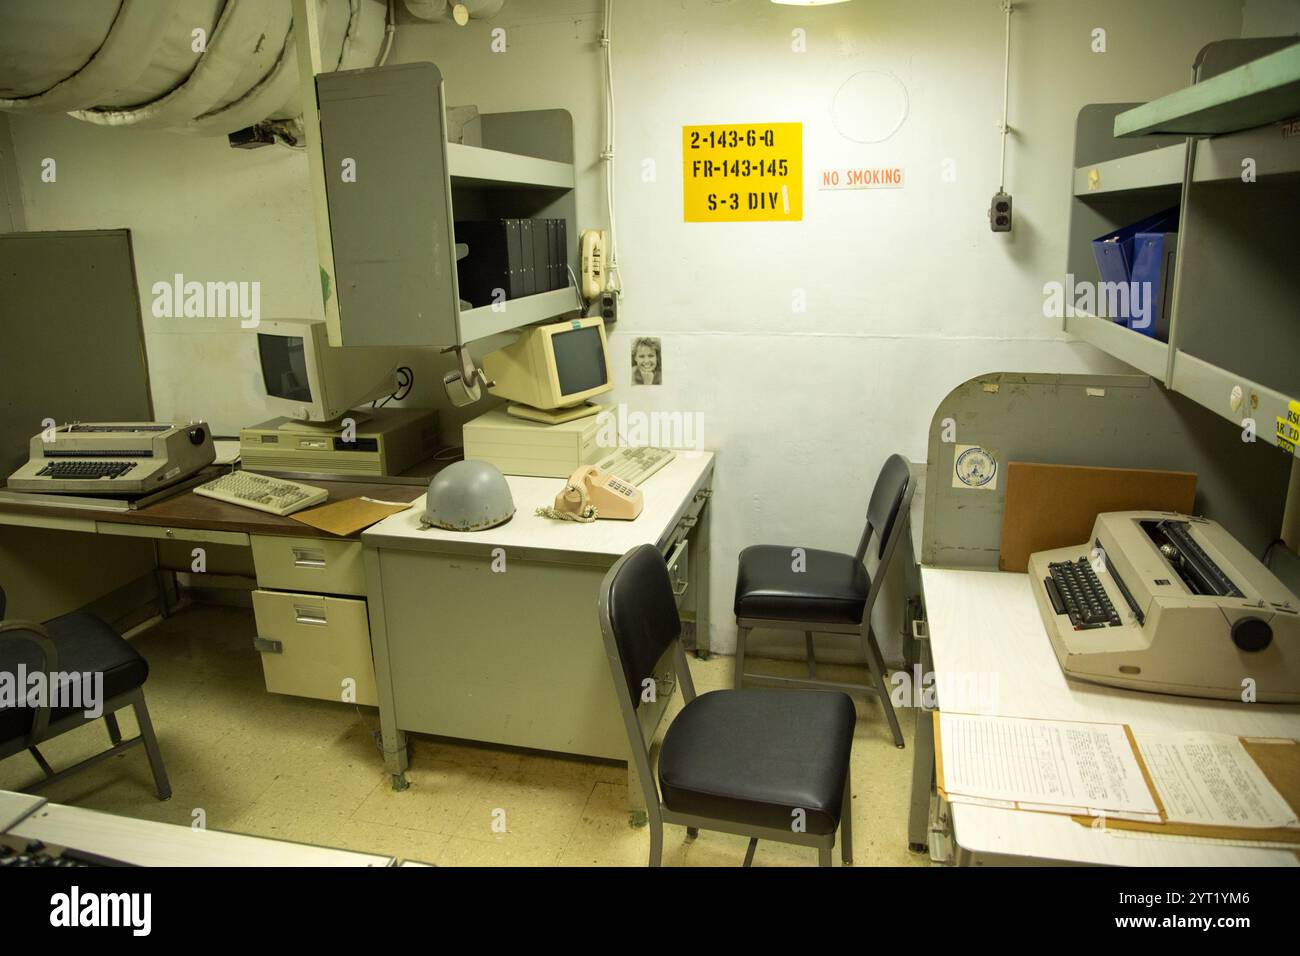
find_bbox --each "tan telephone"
[580,229,608,300]
[537,465,643,522]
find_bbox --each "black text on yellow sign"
[682,123,803,222]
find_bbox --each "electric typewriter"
[1029,511,1300,702]
[5,422,216,495]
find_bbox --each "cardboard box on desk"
[999,462,1196,572]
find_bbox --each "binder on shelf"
[531,218,551,294]
[1129,229,1178,340]
[518,218,537,295]
[1091,206,1178,336]
[454,219,524,308]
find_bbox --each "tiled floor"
[0,604,929,867]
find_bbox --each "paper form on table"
[936,712,1162,820]
[1134,732,1298,829]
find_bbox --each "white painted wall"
[6,0,1250,656]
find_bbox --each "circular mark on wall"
[831,70,909,144]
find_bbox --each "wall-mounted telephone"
[537,464,643,522]
[580,229,608,300]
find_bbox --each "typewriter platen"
[1029,512,1300,702]
[6,422,216,495]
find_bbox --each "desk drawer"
[251,535,365,596]
[252,590,378,706]
[96,522,249,547]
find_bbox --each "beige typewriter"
[6,422,216,495]
[1029,512,1300,702]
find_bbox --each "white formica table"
[915,567,1300,866]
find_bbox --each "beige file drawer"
[252,590,378,707]
[251,534,366,596]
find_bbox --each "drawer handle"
[292,548,327,569]
[912,619,929,641]
[254,637,283,654]
[294,605,328,626]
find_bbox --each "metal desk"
[361,452,715,796]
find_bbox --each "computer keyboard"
[36,460,137,480]
[194,471,328,516]
[593,446,676,486]
[1045,557,1121,629]
[0,836,128,868]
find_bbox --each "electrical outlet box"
[989,191,1013,232]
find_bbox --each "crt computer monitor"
[256,318,400,423]
[482,316,613,423]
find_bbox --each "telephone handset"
[580,230,608,300]
[537,465,643,522]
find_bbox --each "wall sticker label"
[1276,400,1300,455]
[952,444,998,491]
[682,122,802,222]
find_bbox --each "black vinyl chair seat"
[734,545,869,625]
[0,611,149,741]
[658,688,855,836]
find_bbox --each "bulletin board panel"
[0,230,153,479]
[922,373,1291,569]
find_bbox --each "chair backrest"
[598,543,682,711]
[597,544,696,818]
[855,453,914,563]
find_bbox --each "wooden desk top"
[0,478,425,540]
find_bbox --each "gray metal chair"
[733,454,915,748]
[599,543,855,867]
[0,585,171,800]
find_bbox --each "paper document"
[1135,732,1298,829]
[937,713,1160,819]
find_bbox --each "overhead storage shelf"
[1115,41,1300,137]
[460,287,580,342]
[1064,314,1168,382]
[447,142,574,190]
[1072,143,1186,196]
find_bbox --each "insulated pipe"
[0,0,173,112]
[71,0,285,128]
[0,0,389,136]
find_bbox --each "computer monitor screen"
[552,325,608,396]
[253,319,399,423]
[258,333,311,403]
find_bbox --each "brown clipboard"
[1070,737,1300,845]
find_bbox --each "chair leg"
[743,837,758,867]
[734,625,749,688]
[648,818,663,867]
[28,745,55,778]
[818,845,832,867]
[841,774,853,865]
[105,713,122,745]
[863,629,904,749]
[132,692,172,800]
[804,631,818,681]
[686,827,698,839]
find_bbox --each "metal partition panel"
[317,62,460,348]
[923,372,1291,568]
[0,229,153,479]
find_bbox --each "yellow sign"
[1276,400,1300,455]
[682,123,802,222]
